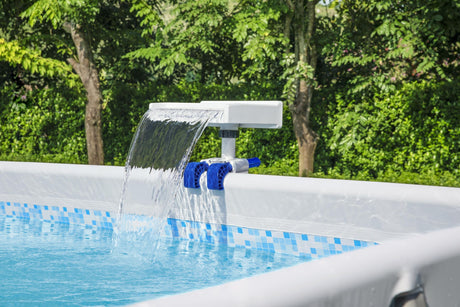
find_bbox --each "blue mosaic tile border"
[165,218,377,259]
[0,201,116,229]
[0,201,377,258]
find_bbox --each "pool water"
[0,216,307,306]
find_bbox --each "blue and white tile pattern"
[0,201,377,258]
[0,201,116,229]
[165,218,376,259]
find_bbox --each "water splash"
[113,107,221,261]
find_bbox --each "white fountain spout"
[149,100,283,190]
[149,100,283,159]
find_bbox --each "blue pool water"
[0,216,307,306]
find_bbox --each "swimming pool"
[1,161,460,306]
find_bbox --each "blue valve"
[207,163,233,190]
[184,162,209,188]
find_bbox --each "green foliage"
[318,80,460,184]
[250,159,298,176]
[326,0,460,95]
[1,0,153,92]
[126,0,234,81]
[0,84,87,163]
[1,77,459,187]
[125,0,286,83]
[281,53,316,107]
[125,0,162,38]
[230,0,286,80]
[1,0,460,189]
[21,0,99,28]
[0,38,79,86]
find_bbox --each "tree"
[127,0,248,84]
[0,0,104,164]
[21,0,105,164]
[281,0,320,176]
[315,0,460,179]
[1,0,159,164]
[215,0,322,176]
[0,0,80,89]
[326,0,460,95]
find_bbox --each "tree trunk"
[292,80,318,177]
[288,0,319,176]
[64,22,104,165]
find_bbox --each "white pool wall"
[197,173,460,242]
[0,162,122,213]
[1,161,459,243]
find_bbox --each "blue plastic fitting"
[207,163,233,190]
[247,157,261,168]
[184,162,209,188]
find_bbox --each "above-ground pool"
[1,161,460,306]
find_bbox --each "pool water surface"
[0,216,307,306]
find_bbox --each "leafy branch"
[0,38,79,87]
[281,53,316,108]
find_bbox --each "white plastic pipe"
[221,138,236,159]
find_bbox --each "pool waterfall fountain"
[1,100,460,306]
[114,101,283,259]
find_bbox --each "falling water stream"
[113,107,222,260]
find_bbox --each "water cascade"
[113,107,221,258]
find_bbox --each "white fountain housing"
[149,100,283,159]
[149,100,283,129]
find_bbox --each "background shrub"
[315,80,460,186]
[0,84,87,163]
